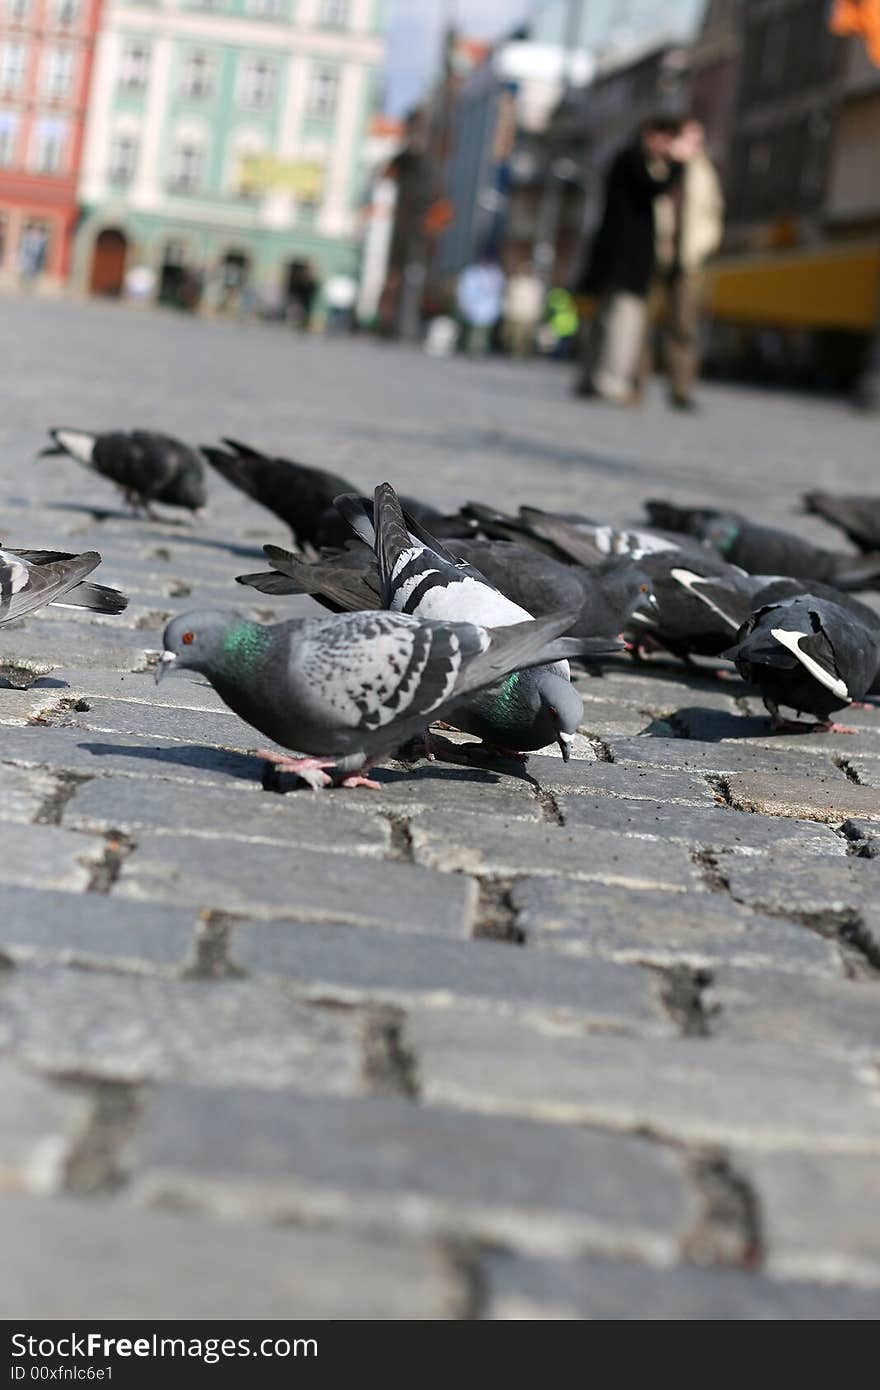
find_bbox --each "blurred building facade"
[0,0,103,289]
[72,0,385,306]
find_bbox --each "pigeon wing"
[0,549,102,625]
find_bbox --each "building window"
[33,117,67,173]
[181,50,213,101]
[120,42,150,92]
[55,0,78,25]
[170,141,205,193]
[307,64,339,120]
[109,132,138,184]
[9,0,30,23]
[45,48,75,100]
[0,110,18,165]
[238,56,276,111]
[318,0,348,26]
[0,43,26,92]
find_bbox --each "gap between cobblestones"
[33,770,92,826]
[834,755,862,785]
[682,1150,763,1269]
[86,832,136,894]
[655,966,717,1037]
[59,1077,143,1195]
[184,910,246,980]
[361,1006,420,1099]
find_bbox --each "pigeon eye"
[640,583,649,593]
[182,631,195,645]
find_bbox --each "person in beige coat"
[649,121,724,409]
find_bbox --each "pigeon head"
[482,667,582,759]
[158,608,265,682]
[597,557,657,624]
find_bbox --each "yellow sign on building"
[239,157,325,196]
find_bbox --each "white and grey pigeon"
[1,548,128,625]
[724,593,880,733]
[42,428,206,515]
[157,603,585,789]
[334,483,619,758]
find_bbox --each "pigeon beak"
[155,651,177,684]
[557,730,573,762]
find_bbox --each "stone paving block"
[556,795,842,857]
[706,967,880,1060]
[734,1150,880,1287]
[408,1010,880,1152]
[0,763,56,823]
[0,1063,91,1193]
[301,761,543,824]
[609,737,840,778]
[47,694,263,751]
[116,835,477,934]
[230,920,671,1033]
[725,771,880,824]
[1,616,147,672]
[577,696,670,738]
[0,885,196,968]
[846,756,880,790]
[0,721,270,786]
[587,667,748,714]
[484,1252,880,1319]
[409,813,700,889]
[26,665,232,713]
[125,1087,696,1261]
[0,967,364,1092]
[531,760,718,804]
[511,878,842,977]
[65,777,390,856]
[0,1195,457,1318]
[724,854,876,920]
[0,822,105,892]
[0,684,62,726]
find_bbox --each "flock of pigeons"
[3,426,879,790]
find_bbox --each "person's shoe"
[670,395,698,412]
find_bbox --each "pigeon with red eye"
[156,602,591,789]
[723,594,880,733]
[0,548,127,625]
[42,429,206,515]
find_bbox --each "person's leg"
[593,293,647,402]
[666,272,702,406]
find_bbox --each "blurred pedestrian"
[647,119,724,410]
[544,287,579,359]
[574,116,695,404]
[456,256,505,356]
[286,260,318,330]
[503,261,543,358]
[324,273,357,333]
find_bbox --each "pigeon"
[1,548,127,625]
[201,438,471,554]
[464,502,682,566]
[628,551,762,662]
[201,439,353,555]
[803,491,880,554]
[724,594,880,733]
[644,499,880,590]
[157,603,587,788]
[43,429,206,514]
[336,484,623,757]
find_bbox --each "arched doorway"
[89,228,128,296]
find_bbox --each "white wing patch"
[390,546,532,627]
[54,430,96,465]
[0,551,31,595]
[770,627,849,701]
[671,568,740,630]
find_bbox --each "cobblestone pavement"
[2,296,880,1319]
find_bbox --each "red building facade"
[0,0,101,286]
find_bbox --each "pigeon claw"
[335,773,381,790]
[255,749,336,790]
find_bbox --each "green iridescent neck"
[220,620,272,675]
[489,670,523,717]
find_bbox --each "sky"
[382,0,706,117]
[383,0,528,116]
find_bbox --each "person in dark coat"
[575,115,696,403]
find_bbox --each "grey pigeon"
[157,604,584,788]
[724,594,880,733]
[0,548,127,625]
[331,484,621,756]
[43,429,206,514]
